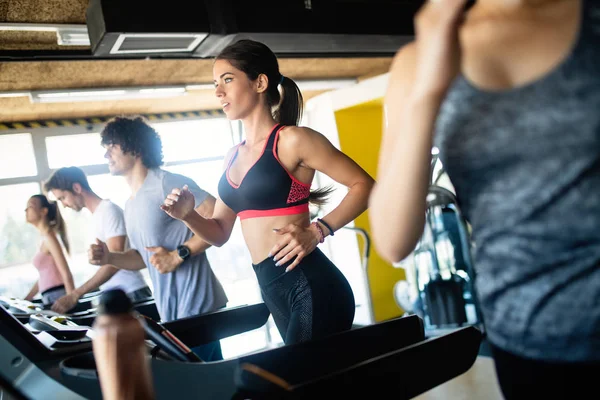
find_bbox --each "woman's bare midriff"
[240,212,311,264]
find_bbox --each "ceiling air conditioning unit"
[87,0,422,58]
[86,0,211,56]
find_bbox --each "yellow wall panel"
[334,99,406,322]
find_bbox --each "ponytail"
[308,186,335,207]
[275,76,303,126]
[31,194,70,254]
[52,205,70,255]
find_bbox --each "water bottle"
[92,289,154,400]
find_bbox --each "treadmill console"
[0,298,94,356]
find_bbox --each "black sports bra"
[217,124,311,220]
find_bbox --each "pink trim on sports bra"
[238,203,309,220]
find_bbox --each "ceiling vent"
[86,0,211,56]
[87,0,423,58]
[108,34,207,55]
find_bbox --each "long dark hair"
[216,39,333,205]
[31,194,70,255]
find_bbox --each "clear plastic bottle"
[92,289,155,400]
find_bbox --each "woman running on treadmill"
[370,0,599,398]
[24,194,75,306]
[161,39,374,345]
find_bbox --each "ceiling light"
[185,84,216,91]
[56,29,91,46]
[30,86,189,103]
[296,79,357,91]
[138,87,186,95]
[186,80,357,93]
[0,91,30,98]
[0,23,90,46]
[0,79,357,104]
[36,90,128,99]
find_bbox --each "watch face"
[178,246,190,259]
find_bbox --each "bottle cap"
[96,289,133,315]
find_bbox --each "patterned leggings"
[252,248,355,345]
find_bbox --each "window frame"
[0,114,238,269]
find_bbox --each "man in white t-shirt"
[44,166,151,313]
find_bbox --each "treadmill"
[0,294,160,327]
[0,300,482,399]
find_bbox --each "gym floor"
[416,339,503,400]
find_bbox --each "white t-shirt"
[92,200,148,294]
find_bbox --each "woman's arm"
[163,188,238,247]
[369,43,433,263]
[286,126,375,234]
[161,146,239,247]
[46,233,75,293]
[24,281,39,301]
[268,126,375,270]
[51,266,119,313]
[369,0,467,263]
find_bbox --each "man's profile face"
[103,144,136,176]
[51,188,84,212]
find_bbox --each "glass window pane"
[155,119,233,163]
[87,174,131,211]
[0,133,37,179]
[46,133,106,169]
[164,159,224,197]
[0,183,41,266]
[0,262,39,299]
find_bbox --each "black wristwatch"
[176,245,191,261]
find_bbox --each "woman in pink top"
[24,194,75,306]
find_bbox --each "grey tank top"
[434,0,600,362]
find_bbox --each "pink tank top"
[32,250,64,293]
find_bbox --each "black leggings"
[252,247,355,345]
[490,343,600,399]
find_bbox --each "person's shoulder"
[388,41,418,83]
[278,125,337,153]
[278,125,315,146]
[160,168,203,191]
[101,198,122,210]
[224,145,239,165]
[43,231,61,249]
[101,199,124,216]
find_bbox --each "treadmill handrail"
[162,303,270,347]
[341,226,371,264]
[341,225,374,324]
